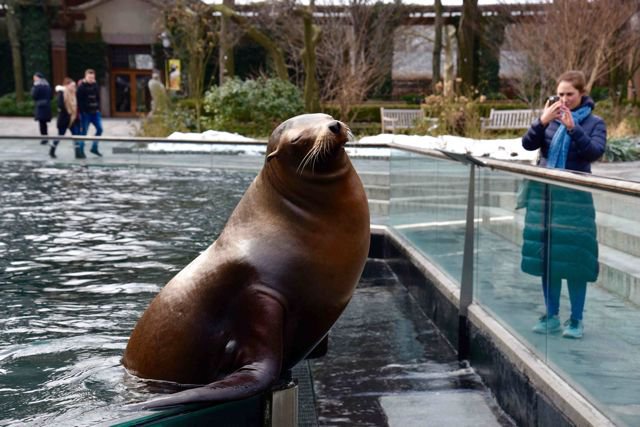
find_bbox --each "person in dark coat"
[31,72,52,145]
[76,68,103,157]
[51,77,81,159]
[521,70,606,339]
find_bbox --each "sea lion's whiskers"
[346,128,354,142]
[296,129,341,174]
[297,144,320,174]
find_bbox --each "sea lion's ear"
[267,149,279,161]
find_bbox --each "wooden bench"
[380,108,425,133]
[480,109,539,131]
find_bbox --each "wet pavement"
[307,259,514,427]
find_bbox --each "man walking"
[31,72,52,145]
[77,69,103,157]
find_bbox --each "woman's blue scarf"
[547,105,592,168]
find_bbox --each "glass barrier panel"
[545,182,640,427]
[473,169,549,359]
[389,149,469,284]
[475,167,640,426]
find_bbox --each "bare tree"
[317,0,404,121]
[457,0,479,92]
[506,0,640,103]
[432,0,443,91]
[297,5,321,112]
[218,0,237,84]
[164,0,218,131]
[3,0,24,102]
[213,3,289,81]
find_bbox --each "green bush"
[138,98,200,137]
[0,92,57,117]
[202,77,304,137]
[0,93,33,116]
[602,138,640,162]
[20,5,51,86]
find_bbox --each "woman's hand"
[558,104,575,130]
[540,99,562,126]
[540,100,575,130]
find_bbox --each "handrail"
[387,141,640,198]
[1,134,638,197]
[0,134,270,145]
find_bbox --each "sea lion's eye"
[291,135,302,144]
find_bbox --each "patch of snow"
[360,133,538,162]
[167,130,259,142]
[148,129,538,162]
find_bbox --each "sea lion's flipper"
[130,285,286,411]
[129,362,281,410]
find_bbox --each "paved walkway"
[0,116,637,182]
[0,116,141,137]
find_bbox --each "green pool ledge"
[110,379,297,427]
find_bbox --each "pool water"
[0,162,255,425]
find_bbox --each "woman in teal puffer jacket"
[521,70,606,339]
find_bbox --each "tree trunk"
[431,0,443,92]
[299,7,321,112]
[218,0,235,85]
[212,4,288,81]
[458,0,478,92]
[443,26,455,99]
[5,0,24,102]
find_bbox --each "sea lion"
[122,113,370,409]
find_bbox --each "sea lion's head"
[266,114,353,174]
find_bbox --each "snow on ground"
[358,133,538,162]
[147,130,538,163]
[145,130,265,155]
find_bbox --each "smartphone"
[547,95,560,104]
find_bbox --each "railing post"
[459,162,476,361]
[438,150,484,362]
[268,372,298,427]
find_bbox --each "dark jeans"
[53,122,81,147]
[80,112,103,150]
[38,120,48,144]
[542,277,588,321]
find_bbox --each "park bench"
[480,109,539,132]
[380,108,425,133]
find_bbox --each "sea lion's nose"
[328,121,341,134]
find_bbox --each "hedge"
[0,93,57,117]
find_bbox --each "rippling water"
[0,161,255,426]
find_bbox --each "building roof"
[70,0,168,11]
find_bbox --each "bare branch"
[506,0,640,103]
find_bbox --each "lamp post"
[158,31,171,87]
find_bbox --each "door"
[110,70,152,117]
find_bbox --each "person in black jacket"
[51,77,81,159]
[76,69,103,157]
[521,70,606,339]
[31,72,52,145]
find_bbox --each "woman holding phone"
[520,70,606,339]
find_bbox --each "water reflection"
[0,161,254,425]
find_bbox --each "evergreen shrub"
[202,77,303,137]
[0,42,15,96]
[602,138,640,162]
[66,32,107,82]
[138,98,200,137]
[0,93,33,116]
[19,5,51,84]
[0,92,56,117]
